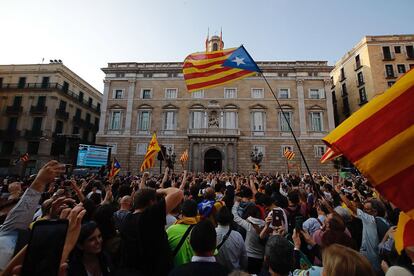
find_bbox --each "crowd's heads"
[322,244,375,276]
[265,235,294,276]
[133,188,157,209]
[364,199,386,217]
[77,221,103,255]
[216,206,234,226]
[287,191,300,205]
[8,182,22,196]
[325,213,346,232]
[181,199,198,217]
[190,220,217,256]
[238,186,253,199]
[204,187,216,201]
[120,195,132,210]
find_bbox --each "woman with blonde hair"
[322,244,375,276]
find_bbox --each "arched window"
[212,43,218,51]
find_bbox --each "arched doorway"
[204,148,222,172]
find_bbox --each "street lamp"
[250,146,263,171]
[166,147,176,171]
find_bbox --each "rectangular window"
[278,88,290,99]
[88,97,93,107]
[72,126,79,135]
[163,111,176,130]
[397,64,406,74]
[357,72,364,86]
[18,77,26,88]
[62,81,69,92]
[97,103,101,111]
[1,141,14,155]
[224,112,237,129]
[309,89,323,99]
[359,87,367,104]
[190,111,205,129]
[85,113,91,123]
[394,46,401,54]
[13,96,22,107]
[138,111,151,131]
[78,91,84,102]
[355,55,361,69]
[191,90,204,98]
[8,117,18,131]
[109,111,122,130]
[32,117,43,131]
[279,111,292,132]
[314,146,326,157]
[27,142,40,155]
[114,89,123,99]
[385,65,395,77]
[251,88,264,98]
[252,111,265,133]
[59,100,67,111]
[55,120,64,134]
[341,83,348,96]
[309,112,323,132]
[383,46,392,60]
[75,108,82,119]
[253,145,265,156]
[141,89,152,99]
[165,88,178,99]
[224,88,237,99]
[340,68,345,80]
[406,45,414,58]
[37,96,46,107]
[41,77,50,88]
[136,143,148,155]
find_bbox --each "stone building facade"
[97,36,335,174]
[331,34,414,124]
[0,62,102,175]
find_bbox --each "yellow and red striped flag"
[395,211,414,253]
[323,69,414,219]
[320,146,342,163]
[180,149,189,163]
[183,46,260,92]
[284,148,295,160]
[140,133,161,172]
[108,158,121,177]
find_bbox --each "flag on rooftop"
[140,133,161,172]
[183,45,260,92]
[108,158,121,177]
[322,68,414,220]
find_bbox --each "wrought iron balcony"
[55,109,69,120]
[187,128,240,137]
[5,106,23,115]
[30,105,47,114]
[0,82,100,114]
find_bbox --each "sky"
[1,0,413,92]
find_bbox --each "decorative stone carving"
[296,78,304,86]
[208,110,219,128]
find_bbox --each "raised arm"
[179,170,188,190]
[157,187,184,214]
[139,172,149,190]
[160,167,170,189]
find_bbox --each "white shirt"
[191,256,216,263]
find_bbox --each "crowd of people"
[0,160,413,276]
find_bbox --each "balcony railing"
[5,106,23,115]
[55,109,69,120]
[0,82,100,114]
[187,128,240,136]
[30,105,48,114]
[0,129,21,139]
[25,130,43,139]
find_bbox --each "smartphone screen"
[21,219,68,276]
[295,216,304,231]
[272,209,283,227]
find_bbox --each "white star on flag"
[232,56,245,66]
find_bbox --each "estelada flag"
[183,45,260,92]
[108,158,121,177]
[140,133,161,172]
[322,68,414,219]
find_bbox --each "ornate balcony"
[187,128,240,137]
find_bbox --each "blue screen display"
[76,144,110,167]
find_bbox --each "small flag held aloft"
[283,148,295,161]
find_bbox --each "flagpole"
[258,71,315,184]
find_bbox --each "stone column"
[296,78,307,136]
[124,79,136,135]
[97,80,110,135]
[324,78,336,131]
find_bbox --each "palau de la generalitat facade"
[96,35,336,174]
